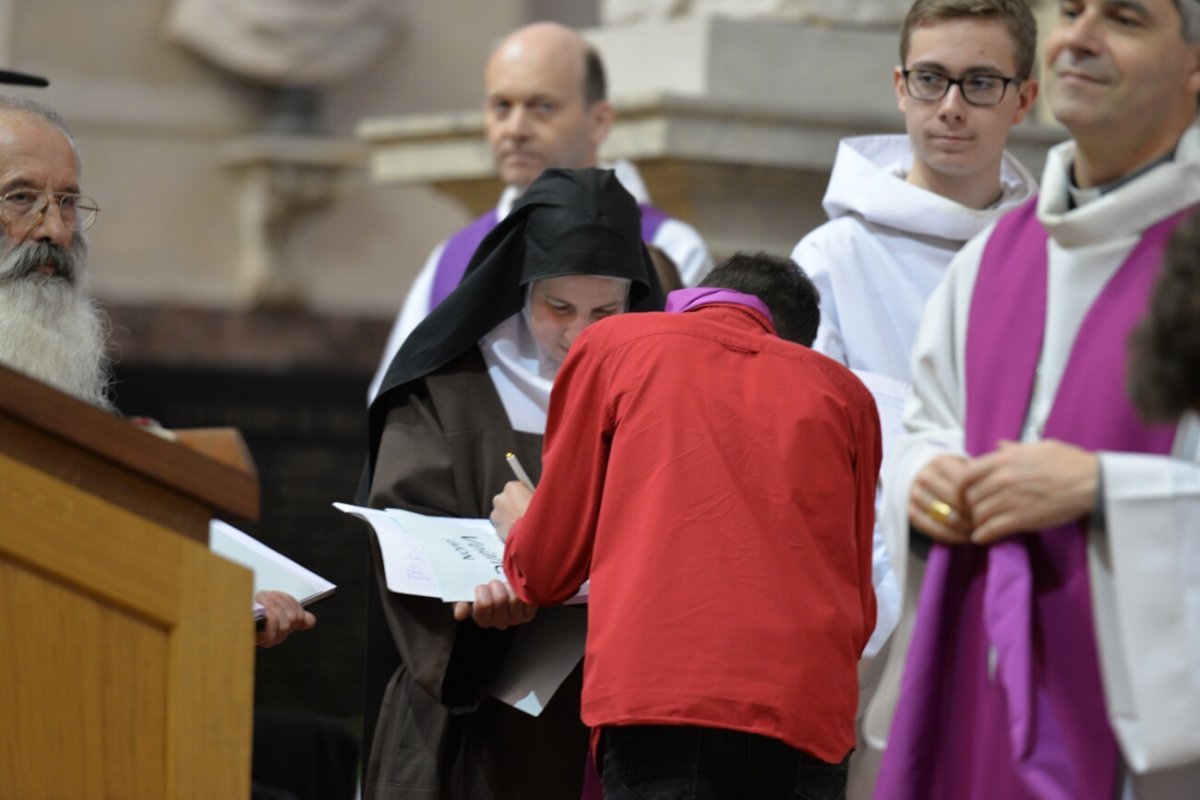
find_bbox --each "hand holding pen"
[451,453,540,628]
[491,453,535,541]
[505,452,535,491]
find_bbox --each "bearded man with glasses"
[0,94,319,657]
[0,94,109,408]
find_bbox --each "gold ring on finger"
[928,499,954,523]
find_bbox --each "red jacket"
[504,303,880,762]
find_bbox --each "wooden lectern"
[0,364,259,799]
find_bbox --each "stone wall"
[0,0,1062,323]
[2,0,530,318]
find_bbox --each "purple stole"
[582,753,603,800]
[664,286,775,323]
[428,203,671,310]
[875,199,1191,800]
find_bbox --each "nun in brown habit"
[361,168,664,800]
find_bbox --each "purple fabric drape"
[430,209,499,308]
[875,199,1191,799]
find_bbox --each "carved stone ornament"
[164,0,399,86]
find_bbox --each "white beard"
[0,239,112,409]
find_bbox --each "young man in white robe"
[791,1,1039,668]
[871,1,1200,797]
[792,10,1039,794]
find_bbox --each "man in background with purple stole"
[869,1,1200,798]
[366,21,711,401]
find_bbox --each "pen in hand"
[505,452,536,491]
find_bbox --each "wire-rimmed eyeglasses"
[902,69,1020,108]
[0,189,100,232]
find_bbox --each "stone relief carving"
[164,0,385,305]
[164,0,399,86]
[220,138,364,304]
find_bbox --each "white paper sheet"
[336,502,590,716]
[209,520,336,618]
[333,503,443,598]
[334,503,505,601]
[336,503,591,606]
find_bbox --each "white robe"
[791,134,1038,656]
[791,134,1038,381]
[367,160,713,401]
[868,117,1200,796]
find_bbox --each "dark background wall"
[108,305,392,740]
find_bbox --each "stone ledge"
[354,13,1069,260]
[357,90,1065,224]
[217,134,368,170]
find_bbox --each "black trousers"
[602,725,848,800]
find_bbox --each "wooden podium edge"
[0,365,259,523]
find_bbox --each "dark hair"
[699,252,820,346]
[1171,0,1200,42]
[583,45,607,105]
[900,0,1038,80]
[1128,210,1200,421]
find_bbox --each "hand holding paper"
[453,579,537,629]
[335,503,586,717]
[208,520,336,631]
[334,503,587,604]
[334,504,506,601]
[461,473,538,626]
[255,590,317,647]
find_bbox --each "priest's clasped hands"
[451,481,539,630]
[910,439,1100,545]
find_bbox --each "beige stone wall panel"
[0,0,1062,317]
[0,0,536,315]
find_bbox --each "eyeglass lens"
[905,70,1010,106]
[1,191,98,232]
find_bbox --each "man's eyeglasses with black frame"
[902,69,1020,108]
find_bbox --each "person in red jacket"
[478,252,881,799]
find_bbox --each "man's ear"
[588,100,615,150]
[1011,78,1039,126]
[1187,41,1200,100]
[893,66,909,114]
